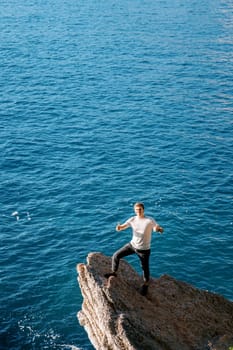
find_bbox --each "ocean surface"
[1,0,233,349]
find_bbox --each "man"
[104,202,164,296]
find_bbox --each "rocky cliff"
[77,252,233,350]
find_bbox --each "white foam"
[11,210,32,221]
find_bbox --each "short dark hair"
[134,202,144,210]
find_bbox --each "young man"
[105,202,164,295]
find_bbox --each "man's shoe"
[139,284,148,296]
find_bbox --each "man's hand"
[154,225,164,233]
[158,226,164,233]
[116,223,121,231]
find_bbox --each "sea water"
[0,0,233,349]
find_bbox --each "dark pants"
[112,242,151,282]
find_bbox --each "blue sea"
[1,0,233,349]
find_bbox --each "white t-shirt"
[125,216,158,250]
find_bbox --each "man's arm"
[116,223,129,231]
[153,224,164,233]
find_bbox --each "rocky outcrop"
[77,252,233,350]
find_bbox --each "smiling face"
[134,203,145,218]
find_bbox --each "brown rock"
[77,252,233,350]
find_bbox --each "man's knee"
[113,249,123,264]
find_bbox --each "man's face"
[134,205,144,217]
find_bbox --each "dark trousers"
[112,242,151,282]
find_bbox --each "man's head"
[134,202,145,217]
